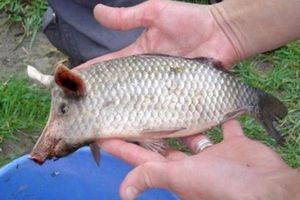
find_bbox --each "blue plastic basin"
[0,147,179,200]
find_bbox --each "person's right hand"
[77,0,237,70]
[99,120,299,200]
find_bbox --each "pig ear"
[54,64,86,97]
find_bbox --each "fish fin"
[141,127,215,138]
[142,54,226,70]
[187,56,231,73]
[256,89,288,145]
[141,128,186,137]
[54,64,86,97]
[138,139,167,155]
[89,142,100,166]
[222,108,248,122]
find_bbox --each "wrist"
[208,4,243,65]
[197,5,240,67]
[209,0,300,61]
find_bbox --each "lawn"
[0,79,50,165]
[0,0,299,167]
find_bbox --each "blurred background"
[0,0,299,167]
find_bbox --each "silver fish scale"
[54,55,258,140]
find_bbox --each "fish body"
[56,55,257,139]
[28,55,287,164]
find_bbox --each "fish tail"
[255,89,287,144]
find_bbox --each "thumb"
[93,2,155,30]
[120,162,172,200]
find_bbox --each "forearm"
[210,0,300,60]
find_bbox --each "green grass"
[234,41,300,167]
[0,0,47,46]
[0,78,50,166]
[0,78,50,142]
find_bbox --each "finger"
[164,148,187,161]
[181,133,211,153]
[221,119,245,140]
[120,162,171,200]
[94,2,156,30]
[98,139,166,166]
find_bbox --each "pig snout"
[29,135,82,164]
[29,120,90,165]
[29,118,64,164]
[28,154,47,165]
[29,133,62,164]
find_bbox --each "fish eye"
[59,103,68,115]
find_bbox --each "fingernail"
[126,186,139,200]
[95,3,107,10]
[94,4,105,14]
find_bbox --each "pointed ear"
[27,65,54,87]
[54,64,86,96]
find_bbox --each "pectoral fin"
[89,142,100,166]
[141,128,186,137]
[138,139,167,155]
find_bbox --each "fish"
[27,54,287,164]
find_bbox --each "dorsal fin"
[188,57,229,73]
[193,57,224,69]
[141,54,227,72]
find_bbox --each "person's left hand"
[98,120,291,200]
[75,0,237,71]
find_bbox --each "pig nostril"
[28,155,44,165]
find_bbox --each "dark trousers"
[43,0,144,67]
[43,0,222,68]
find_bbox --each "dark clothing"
[43,0,221,67]
[43,0,144,67]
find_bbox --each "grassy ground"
[0,78,50,141]
[0,0,299,168]
[0,0,47,48]
[0,78,50,165]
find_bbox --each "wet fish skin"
[52,55,257,139]
[28,54,287,164]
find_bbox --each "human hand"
[99,120,296,200]
[76,0,237,70]
[76,1,299,198]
